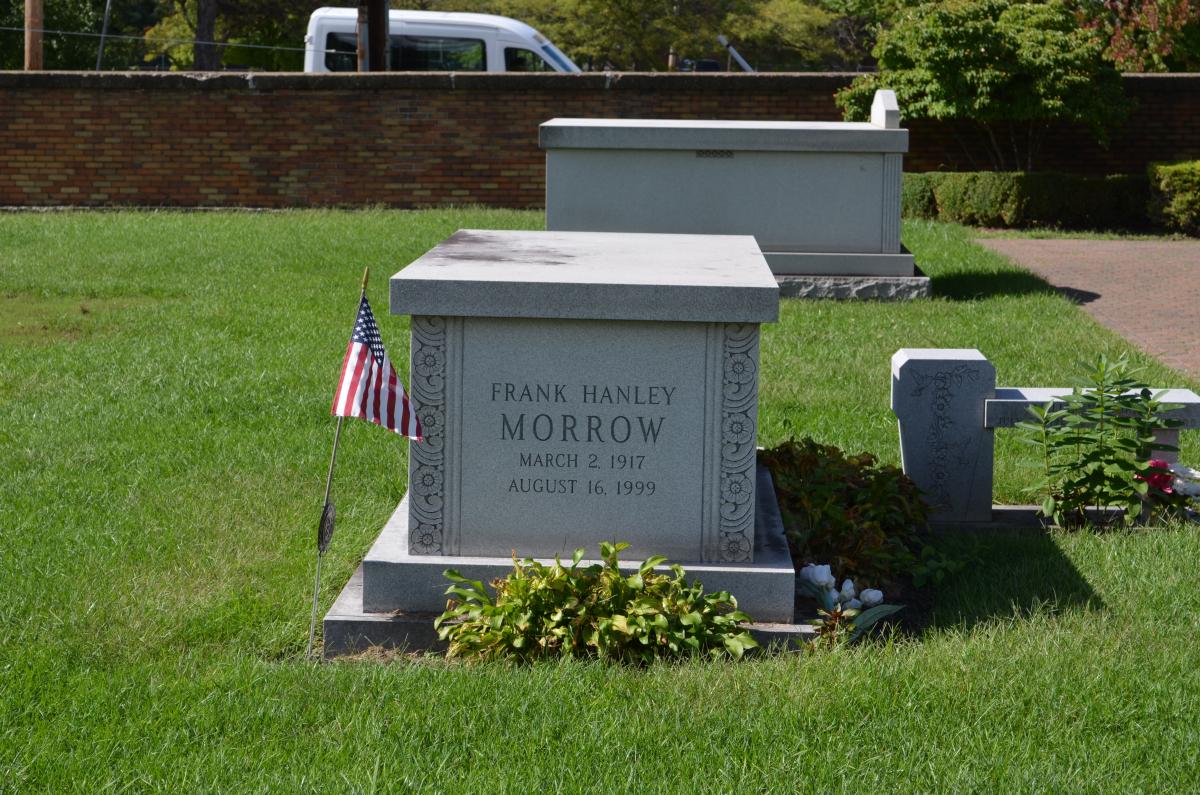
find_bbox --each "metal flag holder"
[306,267,368,660]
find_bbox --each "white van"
[303,8,581,74]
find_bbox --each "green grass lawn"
[2,210,1198,791]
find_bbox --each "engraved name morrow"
[409,316,448,555]
[908,365,979,512]
[493,381,672,499]
[718,324,757,563]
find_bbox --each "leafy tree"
[0,0,161,69]
[836,0,1129,171]
[144,0,325,70]
[726,0,839,71]
[1076,0,1200,71]
[1,0,96,69]
[813,0,911,70]
[432,0,760,71]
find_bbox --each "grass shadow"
[921,530,1103,633]
[929,268,1062,301]
[1055,286,1102,305]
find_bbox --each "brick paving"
[978,238,1200,381]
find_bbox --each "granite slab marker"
[891,349,996,523]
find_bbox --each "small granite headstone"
[891,349,996,522]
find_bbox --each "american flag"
[331,294,422,440]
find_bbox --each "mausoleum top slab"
[539,118,908,153]
[391,229,778,323]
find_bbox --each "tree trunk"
[24,0,43,70]
[194,0,219,71]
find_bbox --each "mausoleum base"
[764,249,916,278]
[776,268,931,301]
[321,565,816,658]
[324,464,797,657]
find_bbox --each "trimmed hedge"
[902,172,1151,230]
[1148,161,1200,235]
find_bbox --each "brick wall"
[1,71,1197,208]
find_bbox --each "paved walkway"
[977,238,1200,381]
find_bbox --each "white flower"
[826,589,840,609]
[846,598,863,610]
[1172,464,1200,480]
[840,579,857,602]
[861,589,884,607]
[800,564,836,590]
[1173,464,1200,497]
[1176,477,1200,497]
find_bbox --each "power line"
[0,25,328,55]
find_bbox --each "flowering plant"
[1138,459,1176,494]
[798,564,902,646]
[1018,354,1183,528]
[1139,460,1200,520]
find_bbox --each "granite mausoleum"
[540,90,930,300]
[324,229,796,654]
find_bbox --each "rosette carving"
[719,324,757,562]
[408,316,447,555]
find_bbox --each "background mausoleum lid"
[391,229,779,323]
[539,118,908,153]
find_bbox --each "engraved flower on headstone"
[415,347,445,377]
[413,465,443,497]
[411,523,442,554]
[724,353,755,384]
[720,533,751,560]
[417,407,443,448]
[722,412,753,445]
[721,472,752,504]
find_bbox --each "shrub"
[435,542,758,664]
[758,438,933,585]
[1148,160,1200,235]
[901,172,1151,230]
[900,172,943,220]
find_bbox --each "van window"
[323,33,487,72]
[393,36,486,71]
[325,32,358,72]
[504,47,554,72]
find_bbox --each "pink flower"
[1137,459,1175,494]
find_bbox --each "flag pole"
[307,267,369,660]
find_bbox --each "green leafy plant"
[798,576,904,648]
[909,545,967,589]
[809,603,904,649]
[759,438,935,584]
[837,0,1128,172]
[434,541,758,664]
[1017,355,1182,527]
[1148,160,1200,235]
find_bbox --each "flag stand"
[307,268,369,660]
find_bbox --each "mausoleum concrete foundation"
[324,464,798,657]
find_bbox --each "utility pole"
[195,0,219,70]
[367,0,388,71]
[96,0,114,70]
[24,0,43,71]
[356,2,368,71]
